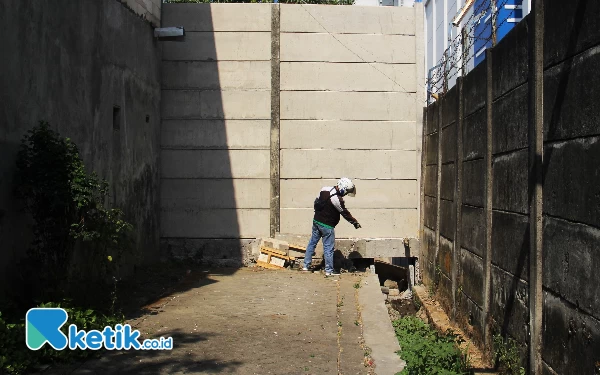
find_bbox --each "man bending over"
[303,177,361,276]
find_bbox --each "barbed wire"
[427,0,521,100]
[429,0,508,90]
[428,0,515,93]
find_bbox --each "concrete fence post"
[483,48,494,348]
[452,77,464,322]
[434,98,443,285]
[270,3,281,238]
[528,0,544,373]
[420,107,427,243]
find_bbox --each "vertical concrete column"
[419,107,427,243]
[483,49,494,347]
[419,105,428,287]
[528,0,544,373]
[452,77,464,321]
[434,100,443,284]
[270,4,281,238]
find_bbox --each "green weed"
[493,334,525,375]
[393,316,469,375]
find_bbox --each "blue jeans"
[304,222,335,273]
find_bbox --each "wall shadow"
[0,0,161,296]
[119,266,239,320]
[160,3,251,268]
[49,329,243,374]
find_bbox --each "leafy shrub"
[0,302,124,375]
[493,334,525,375]
[3,121,132,373]
[14,121,132,304]
[393,316,469,375]
[0,312,29,375]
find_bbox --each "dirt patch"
[389,298,419,317]
[412,286,494,372]
[115,260,224,318]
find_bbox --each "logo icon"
[26,308,69,350]
[25,308,173,351]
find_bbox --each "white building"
[354,0,415,8]
[424,0,531,98]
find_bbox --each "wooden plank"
[256,261,283,270]
[261,246,288,257]
[289,244,306,251]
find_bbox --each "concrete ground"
[42,267,405,375]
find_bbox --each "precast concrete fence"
[160,3,426,264]
[420,1,600,373]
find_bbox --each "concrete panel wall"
[280,121,416,150]
[281,63,416,92]
[0,0,161,292]
[161,150,270,179]
[160,3,271,253]
[281,180,418,209]
[281,92,416,121]
[162,179,270,209]
[281,150,418,179]
[162,61,271,90]
[281,34,415,63]
[162,3,272,31]
[163,32,271,61]
[281,208,417,238]
[161,120,270,149]
[421,100,439,285]
[280,5,415,35]
[420,4,600,372]
[280,4,419,241]
[162,90,271,120]
[160,3,422,263]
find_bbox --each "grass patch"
[493,334,525,375]
[393,316,469,375]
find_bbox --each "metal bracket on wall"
[154,27,185,39]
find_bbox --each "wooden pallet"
[255,242,310,270]
[256,246,294,269]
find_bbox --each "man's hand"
[353,222,361,229]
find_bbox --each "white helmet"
[337,177,356,197]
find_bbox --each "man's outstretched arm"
[332,196,361,228]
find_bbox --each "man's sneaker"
[301,266,311,272]
[325,271,341,276]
